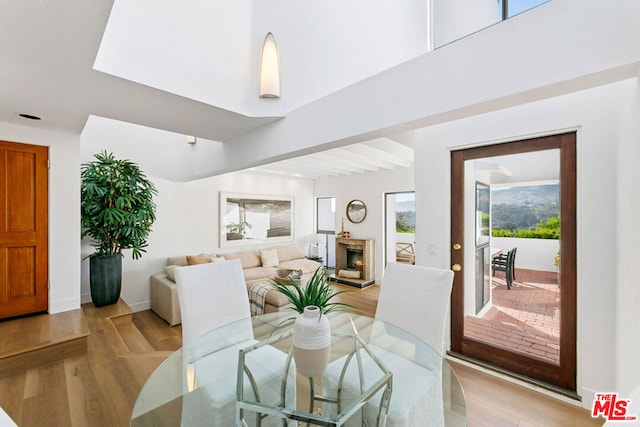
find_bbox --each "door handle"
[452,264,462,272]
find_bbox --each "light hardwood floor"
[0,284,603,426]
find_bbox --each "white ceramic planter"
[293,306,331,377]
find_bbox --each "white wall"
[223,0,640,176]
[414,78,640,405]
[314,164,415,283]
[433,0,500,47]
[0,122,81,314]
[614,77,640,397]
[252,0,430,113]
[96,0,429,117]
[82,116,226,182]
[491,237,559,272]
[96,0,254,115]
[80,117,316,311]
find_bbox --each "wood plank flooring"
[0,284,604,426]
[0,309,89,377]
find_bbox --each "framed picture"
[220,192,294,247]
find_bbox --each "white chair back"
[174,258,251,345]
[375,262,454,356]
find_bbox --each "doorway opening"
[384,192,415,267]
[450,132,576,393]
[0,140,49,319]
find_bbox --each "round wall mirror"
[346,199,367,223]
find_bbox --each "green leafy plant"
[226,221,252,235]
[81,151,158,259]
[492,215,560,240]
[270,267,357,316]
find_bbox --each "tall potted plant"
[81,151,158,307]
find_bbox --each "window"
[499,0,549,20]
[316,197,336,268]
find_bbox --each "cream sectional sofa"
[150,243,322,326]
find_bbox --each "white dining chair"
[375,262,454,357]
[175,258,294,426]
[323,262,454,427]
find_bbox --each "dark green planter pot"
[89,254,122,307]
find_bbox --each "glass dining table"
[131,311,466,426]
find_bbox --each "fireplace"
[347,249,364,270]
[334,238,375,287]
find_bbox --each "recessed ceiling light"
[18,113,42,120]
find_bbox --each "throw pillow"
[277,244,305,262]
[186,253,212,265]
[260,248,279,267]
[164,265,178,282]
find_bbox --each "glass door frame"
[450,132,577,393]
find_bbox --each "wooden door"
[0,141,48,319]
[450,132,577,393]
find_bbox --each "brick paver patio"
[464,268,560,363]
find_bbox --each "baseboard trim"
[48,297,82,314]
[126,300,151,313]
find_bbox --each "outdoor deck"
[465,268,560,363]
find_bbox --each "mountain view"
[395,196,415,233]
[491,184,559,231]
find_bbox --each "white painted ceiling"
[0,0,425,180]
[473,149,560,184]
[246,137,414,180]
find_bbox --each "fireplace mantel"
[333,237,375,288]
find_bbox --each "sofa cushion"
[279,258,322,275]
[246,278,293,308]
[221,250,261,269]
[167,256,188,267]
[260,248,279,267]
[265,288,291,307]
[244,266,279,282]
[276,244,305,262]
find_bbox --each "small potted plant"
[271,267,355,316]
[81,151,158,307]
[226,221,252,240]
[271,267,356,377]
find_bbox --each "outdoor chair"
[492,247,517,290]
[395,242,415,264]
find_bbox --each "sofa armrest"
[150,273,182,326]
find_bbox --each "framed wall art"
[220,192,294,247]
